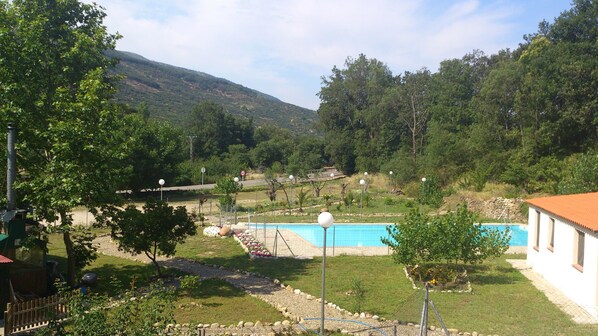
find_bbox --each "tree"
[382,205,510,284]
[105,199,196,277]
[187,101,254,159]
[120,113,185,194]
[318,54,395,174]
[214,176,243,210]
[0,0,126,286]
[558,151,598,194]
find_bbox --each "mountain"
[108,50,318,134]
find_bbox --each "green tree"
[214,176,243,209]
[187,101,254,158]
[318,54,395,174]
[382,205,510,270]
[104,199,196,277]
[0,0,125,286]
[558,151,598,194]
[120,113,185,194]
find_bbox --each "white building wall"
[526,206,598,318]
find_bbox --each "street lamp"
[158,179,165,201]
[421,177,426,212]
[201,167,206,185]
[288,175,294,215]
[389,171,393,189]
[318,210,334,336]
[359,179,366,217]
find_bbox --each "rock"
[447,328,459,334]
[210,323,219,329]
[372,315,379,320]
[255,321,263,327]
[244,322,254,327]
[281,320,291,327]
[219,226,231,236]
[196,324,203,328]
[273,279,280,284]
[293,289,301,294]
[341,329,350,334]
[274,321,282,326]
[306,295,314,300]
[237,321,244,327]
[359,312,366,318]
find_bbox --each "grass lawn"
[174,278,282,325]
[177,233,598,336]
[46,233,283,324]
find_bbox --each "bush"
[382,204,510,273]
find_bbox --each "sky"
[88,0,574,111]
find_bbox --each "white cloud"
[91,0,571,110]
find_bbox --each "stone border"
[403,267,473,294]
[180,259,491,336]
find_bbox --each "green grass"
[46,233,284,324]
[176,234,598,336]
[174,278,282,325]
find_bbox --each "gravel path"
[94,235,453,335]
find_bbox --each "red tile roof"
[527,192,598,232]
[0,254,13,263]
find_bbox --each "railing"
[4,291,72,335]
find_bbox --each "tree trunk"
[63,230,77,287]
[145,249,162,278]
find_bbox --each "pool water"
[261,224,528,248]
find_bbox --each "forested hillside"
[108,50,318,134]
[317,0,597,194]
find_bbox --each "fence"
[4,291,72,335]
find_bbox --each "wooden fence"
[3,291,71,335]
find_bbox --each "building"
[527,192,598,319]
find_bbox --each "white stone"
[244,322,254,327]
[372,315,379,320]
[273,279,280,284]
[359,312,366,318]
[281,320,291,327]
[294,289,301,294]
[237,321,244,327]
[255,321,263,327]
[273,321,282,326]
[210,323,219,329]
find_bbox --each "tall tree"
[317,54,394,174]
[0,0,125,285]
[188,101,254,159]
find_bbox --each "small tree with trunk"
[105,199,196,277]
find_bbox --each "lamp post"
[158,179,165,201]
[318,211,334,336]
[201,167,206,185]
[421,177,426,213]
[288,175,294,215]
[389,171,393,189]
[359,179,366,217]
[233,177,240,224]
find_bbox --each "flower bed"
[234,232,273,258]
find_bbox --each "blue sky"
[89,0,574,110]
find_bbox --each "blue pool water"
[263,224,528,248]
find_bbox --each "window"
[573,230,585,272]
[547,218,555,252]
[534,210,540,251]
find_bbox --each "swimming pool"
[259,224,528,248]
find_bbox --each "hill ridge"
[108,50,317,134]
